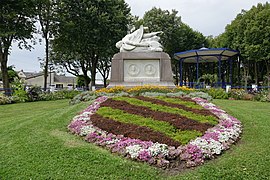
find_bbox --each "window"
[56,84,63,89]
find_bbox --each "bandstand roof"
[174,48,239,63]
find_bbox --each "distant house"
[18,70,76,90]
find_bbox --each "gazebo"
[174,48,239,88]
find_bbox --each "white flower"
[106,139,120,145]
[126,145,142,158]
[79,125,96,136]
[148,143,169,156]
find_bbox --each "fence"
[0,88,13,96]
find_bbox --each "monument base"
[108,81,176,88]
[108,52,176,88]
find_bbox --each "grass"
[0,99,270,179]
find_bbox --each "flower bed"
[68,96,242,169]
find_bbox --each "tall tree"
[0,0,36,95]
[216,2,270,88]
[36,0,57,91]
[52,0,130,89]
[140,7,207,84]
[97,57,111,88]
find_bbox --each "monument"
[108,25,175,88]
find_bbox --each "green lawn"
[0,99,269,179]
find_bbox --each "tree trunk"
[0,50,11,95]
[103,75,107,88]
[43,37,49,91]
[243,66,249,91]
[90,56,98,91]
[90,62,97,90]
[254,61,258,85]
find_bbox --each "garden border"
[68,95,242,169]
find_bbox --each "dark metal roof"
[174,48,239,63]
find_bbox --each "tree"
[97,57,111,87]
[52,0,130,90]
[0,66,18,83]
[36,0,57,91]
[0,0,36,95]
[215,2,270,88]
[76,75,91,89]
[140,7,207,84]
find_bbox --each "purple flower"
[138,150,152,161]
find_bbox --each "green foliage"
[12,89,29,102]
[253,90,270,102]
[0,0,36,95]
[215,2,270,87]
[204,88,229,99]
[113,96,218,125]
[198,74,217,86]
[97,106,201,144]
[76,75,91,87]
[186,91,213,101]
[11,78,29,102]
[228,89,246,100]
[141,8,207,57]
[69,91,97,105]
[52,0,131,87]
[0,94,13,105]
[154,96,203,110]
[54,90,80,99]
[38,90,81,101]
[28,86,43,101]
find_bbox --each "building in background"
[18,70,76,91]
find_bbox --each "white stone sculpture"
[116,25,163,52]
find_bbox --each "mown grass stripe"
[154,96,203,110]
[96,107,202,144]
[113,96,218,125]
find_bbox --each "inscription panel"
[124,60,160,82]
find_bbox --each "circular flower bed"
[68,96,242,169]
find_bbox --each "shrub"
[38,92,56,101]
[229,89,246,100]
[54,90,80,99]
[28,86,43,101]
[205,88,228,99]
[186,92,213,101]
[12,89,29,102]
[0,94,13,105]
[242,93,254,101]
[69,91,97,105]
[253,90,270,102]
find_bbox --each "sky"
[8,0,269,73]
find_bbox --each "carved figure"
[116,25,163,52]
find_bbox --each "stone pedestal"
[108,52,175,88]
